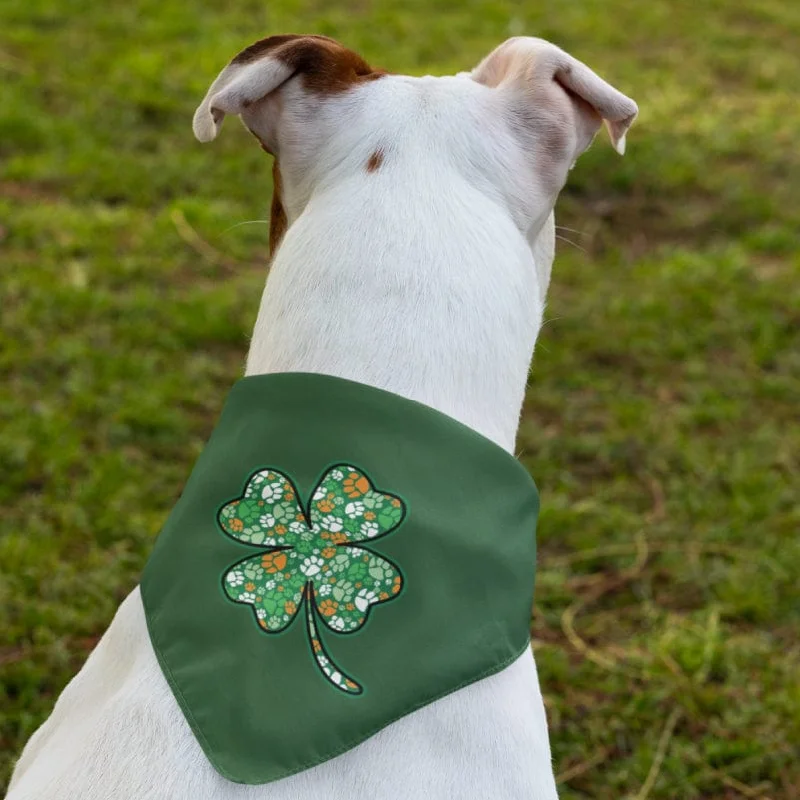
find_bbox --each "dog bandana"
[141,372,538,785]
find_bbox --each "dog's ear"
[472,37,637,158]
[193,34,381,146]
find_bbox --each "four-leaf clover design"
[218,464,406,694]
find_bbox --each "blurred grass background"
[1,0,798,797]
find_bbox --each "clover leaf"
[219,464,405,694]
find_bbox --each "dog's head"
[194,34,637,260]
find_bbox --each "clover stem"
[304,584,363,695]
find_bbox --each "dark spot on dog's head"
[366,149,384,173]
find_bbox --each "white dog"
[7,34,636,800]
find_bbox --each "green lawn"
[1,0,798,797]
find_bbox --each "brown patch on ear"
[269,160,288,257]
[231,33,385,94]
[366,149,384,173]
[232,34,331,65]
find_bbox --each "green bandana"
[141,372,538,785]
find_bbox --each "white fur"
[8,36,636,800]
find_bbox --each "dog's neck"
[243,162,554,454]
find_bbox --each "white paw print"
[355,589,378,612]
[261,481,284,503]
[345,501,365,519]
[360,520,379,538]
[226,570,244,587]
[239,592,256,603]
[300,555,325,577]
[320,514,344,533]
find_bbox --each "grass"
[1,0,798,796]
